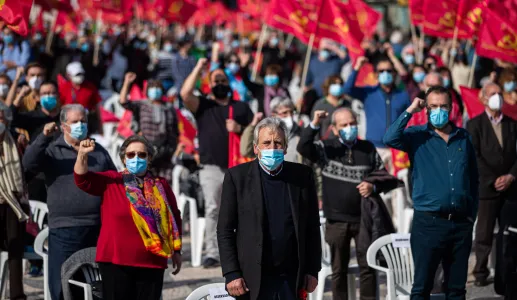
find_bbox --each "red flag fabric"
[91,0,134,13]
[36,0,74,12]
[476,9,517,64]
[176,109,196,154]
[187,2,233,26]
[238,0,269,18]
[117,111,135,138]
[232,13,261,34]
[0,0,32,35]
[228,106,253,168]
[100,107,120,123]
[455,0,485,39]
[55,11,79,37]
[354,63,378,87]
[408,0,423,25]
[184,0,209,8]
[391,149,410,176]
[422,0,459,38]
[488,0,517,24]
[32,11,45,34]
[459,86,484,118]
[165,0,197,24]
[265,0,321,45]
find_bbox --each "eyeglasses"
[125,151,148,159]
[377,69,394,73]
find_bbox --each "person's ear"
[253,144,260,157]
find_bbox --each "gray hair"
[481,82,500,98]
[253,117,288,147]
[269,96,295,114]
[331,107,357,125]
[0,101,13,123]
[118,135,156,162]
[424,72,443,86]
[60,104,87,124]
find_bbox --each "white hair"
[60,104,87,124]
[253,117,288,147]
[269,97,295,114]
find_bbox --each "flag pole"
[468,52,477,88]
[285,34,294,49]
[45,9,58,55]
[449,26,459,69]
[300,33,315,100]
[93,10,102,67]
[252,24,268,81]
[279,31,285,57]
[408,6,419,63]
[418,26,425,64]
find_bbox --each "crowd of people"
[0,12,516,300]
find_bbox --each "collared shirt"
[0,41,31,80]
[259,161,284,176]
[486,110,503,125]
[383,112,479,219]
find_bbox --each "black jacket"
[357,169,401,256]
[217,160,321,300]
[466,113,517,199]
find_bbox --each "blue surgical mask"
[259,149,284,171]
[140,43,148,50]
[227,62,240,74]
[504,81,516,92]
[270,37,279,47]
[413,72,426,83]
[40,95,57,111]
[231,40,240,48]
[69,121,88,140]
[80,43,90,53]
[339,125,358,141]
[378,71,394,85]
[35,33,43,41]
[216,31,224,40]
[126,157,148,175]
[329,83,344,97]
[69,41,78,49]
[429,108,449,128]
[442,77,451,88]
[164,44,173,52]
[319,50,330,60]
[147,87,163,100]
[264,75,279,86]
[3,35,13,44]
[96,36,103,45]
[403,54,415,65]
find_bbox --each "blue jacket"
[383,112,479,220]
[344,70,411,148]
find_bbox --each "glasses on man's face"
[125,151,148,159]
[377,69,394,73]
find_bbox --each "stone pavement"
[18,236,502,300]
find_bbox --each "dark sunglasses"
[377,69,394,73]
[125,151,148,159]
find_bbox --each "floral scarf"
[122,170,181,257]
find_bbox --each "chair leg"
[1,265,8,300]
[0,253,6,299]
[194,218,206,268]
[312,269,326,300]
[347,274,356,300]
[43,258,50,300]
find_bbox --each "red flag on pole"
[475,9,517,64]
[187,2,232,26]
[228,106,253,168]
[238,0,269,18]
[408,0,424,25]
[0,0,32,30]
[176,109,197,154]
[55,11,79,37]
[459,86,484,118]
[455,0,485,39]
[165,0,197,24]
[391,149,410,176]
[36,0,74,12]
[422,0,459,38]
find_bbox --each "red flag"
[176,109,197,154]
[228,106,253,168]
[354,63,378,87]
[117,111,135,138]
[36,0,74,12]
[54,11,79,37]
[455,0,485,39]
[476,9,517,64]
[488,0,517,24]
[238,0,269,18]
[32,11,45,34]
[459,86,484,118]
[391,149,410,176]
[187,2,232,26]
[184,0,209,8]
[408,0,423,25]
[165,0,197,24]
[232,13,261,34]
[265,0,321,45]
[422,0,458,38]
[100,107,120,123]
[0,0,32,35]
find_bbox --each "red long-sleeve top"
[74,170,182,269]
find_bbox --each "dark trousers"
[473,197,504,281]
[49,226,99,300]
[257,273,297,300]
[410,211,473,300]
[325,221,376,300]
[0,204,26,300]
[98,262,165,300]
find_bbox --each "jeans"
[48,226,100,300]
[410,211,473,300]
[199,165,225,260]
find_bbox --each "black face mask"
[211,84,232,99]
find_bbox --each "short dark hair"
[0,73,12,86]
[118,135,156,162]
[375,56,394,71]
[38,80,58,93]
[425,86,452,106]
[209,68,230,82]
[265,64,282,76]
[322,75,344,96]
[25,62,45,74]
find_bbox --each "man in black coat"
[466,82,517,287]
[217,117,321,300]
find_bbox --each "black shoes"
[474,278,491,287]
[203,258,221,269]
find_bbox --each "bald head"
[424,72,443,89]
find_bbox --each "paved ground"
[15,236,502,300]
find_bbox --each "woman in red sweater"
[73,135,182,300]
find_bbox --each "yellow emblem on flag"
[497,31,517,51]
[0,0,5,11]
[289,10,309,29]
[438,12,455,28]
[334,18,349,33]
[169,1,183,14]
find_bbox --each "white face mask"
[280,116,294,131]
[28,76,44,90]
[488,93,503,111]
[0,84,9,97]
[71,75,85,85]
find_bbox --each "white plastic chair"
[396,169,414,233]
[366,234,413,300]
[108,135,126,171]
[171,165,205,267]
[309,217,358,300]
[1,200,49,299]
[34,228,50,300]
[186,283,227,300]
[68,265,102,300]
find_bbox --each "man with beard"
[181,58,253,268]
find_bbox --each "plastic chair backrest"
[397,169,412,206]
[29,200,49,230]
[81,264,102,283]
[368,234,414,295]
[109,136,126,171]
[34,227,49,257]
[172,165,186,197]
[185,283,227,300]
[320,217,331,267]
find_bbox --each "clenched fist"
[406,97,426,114]
[311,110,329,127]
[78,139,95,155]
[43,122,59,136]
